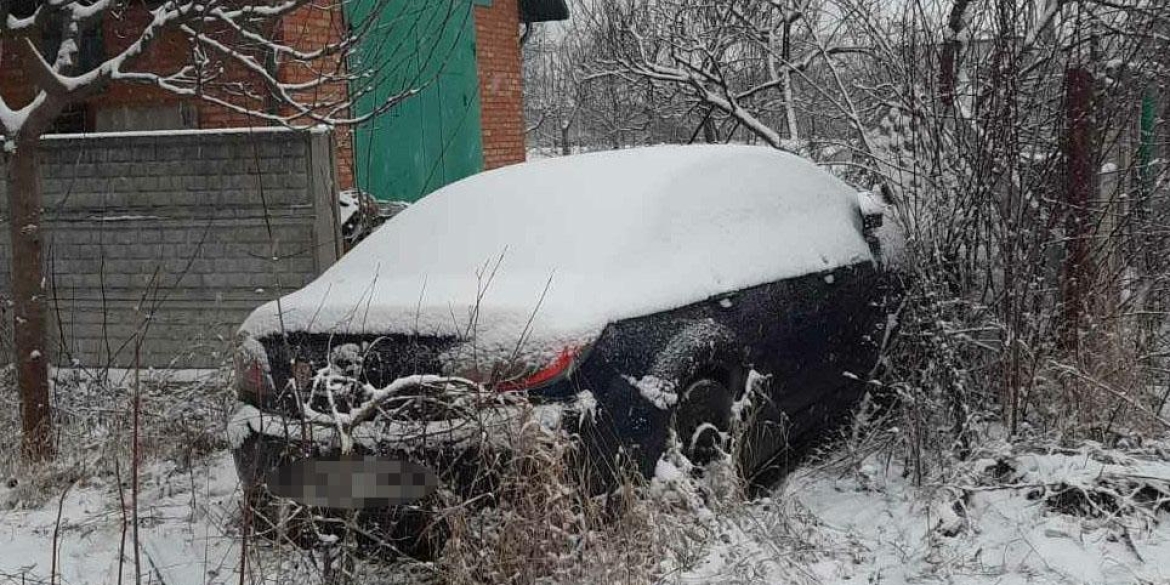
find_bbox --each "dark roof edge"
[519,0,569,23]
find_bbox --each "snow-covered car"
[229,145,887,539]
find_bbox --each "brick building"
[0,0,568,200]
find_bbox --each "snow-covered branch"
[299,371,484,454]
[1,0,459,136]
[580,0,871,149]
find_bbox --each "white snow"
[573,389,598,425]
[0,453,247,585]
[50,366,226,388]
[623,374,678,409]
[654,457,687,483]
[660,441,1170,585]
[240,145,874,358]
[856,189,886,218]
[42,126,296,140]
[6,429,1170,584]
[733,369,770,421]
[226,402,264,449]
[338,189,360,225]
[86,214,162,222]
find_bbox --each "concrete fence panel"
[0,127,343,369]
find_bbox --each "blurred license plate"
[264,456,438,509]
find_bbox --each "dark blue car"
[229,145,889,550]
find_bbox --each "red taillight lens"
[494,346,583,392]
[236,356,273,401]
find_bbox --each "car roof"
[241,145,873,357]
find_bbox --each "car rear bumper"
[228,392,598,499]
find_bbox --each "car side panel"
[554,261,881,476]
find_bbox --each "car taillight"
[236,355,274,402]
[494,346,584,392]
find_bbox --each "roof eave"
[519,0,569,23]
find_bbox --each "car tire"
[646,321,745,471]
[672,377,732,466]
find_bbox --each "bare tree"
[523,23,583,154]
[549,0,1170,455]
[577,0,871,151]
[524,18,679,155]
[0,0,463,461]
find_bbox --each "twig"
[132,340,142,585]
[1052,362,1170,429]
[50,481,74,585]
[115,456,128,585]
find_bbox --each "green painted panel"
[348,0,484,202]
[1138,88,1156,198]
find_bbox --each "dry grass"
[0,363,235,508]
[436,416,658,585]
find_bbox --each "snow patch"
[86,214,162,222]
[338,189,360,225]
[43,126,296,140]
[655,457,687,483]
[664,440,1170,585]
[733,369,770,421]
[623,374,678,409]
[573,389,598,426]
[856,189,886,217]
[226,402,263,449]
[0,453,247,585]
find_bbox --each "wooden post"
[5,138,55,461]
[309,127,343,272]
[1060,66,1095,353]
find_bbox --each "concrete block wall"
[0,128,342,369]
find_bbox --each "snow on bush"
[650,434,1170,585]
[7,377,1170,585]
[7,357,1170,585]
[0,367,234,505]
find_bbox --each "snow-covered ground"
[1,452,244,585]
[662,441,1170,584]
[5,433,1170,584]
[4,367,1168,584]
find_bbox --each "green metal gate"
[347,0,485,202]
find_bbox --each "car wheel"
[644,321,744,474]
[672,377,732,467]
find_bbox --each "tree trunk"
[939,0,972,111]
[1060,66,1095,354]
[5,139,54,462]
[702,116,719,144]
[781,18,799,142]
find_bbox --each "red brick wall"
[280,4,355,189]
[0,7,354,190]
[90,10,206,114]
[2,1,533,187]
[475,0,526,170]
[1,9,265,126]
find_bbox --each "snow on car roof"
[240,145,873,356]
